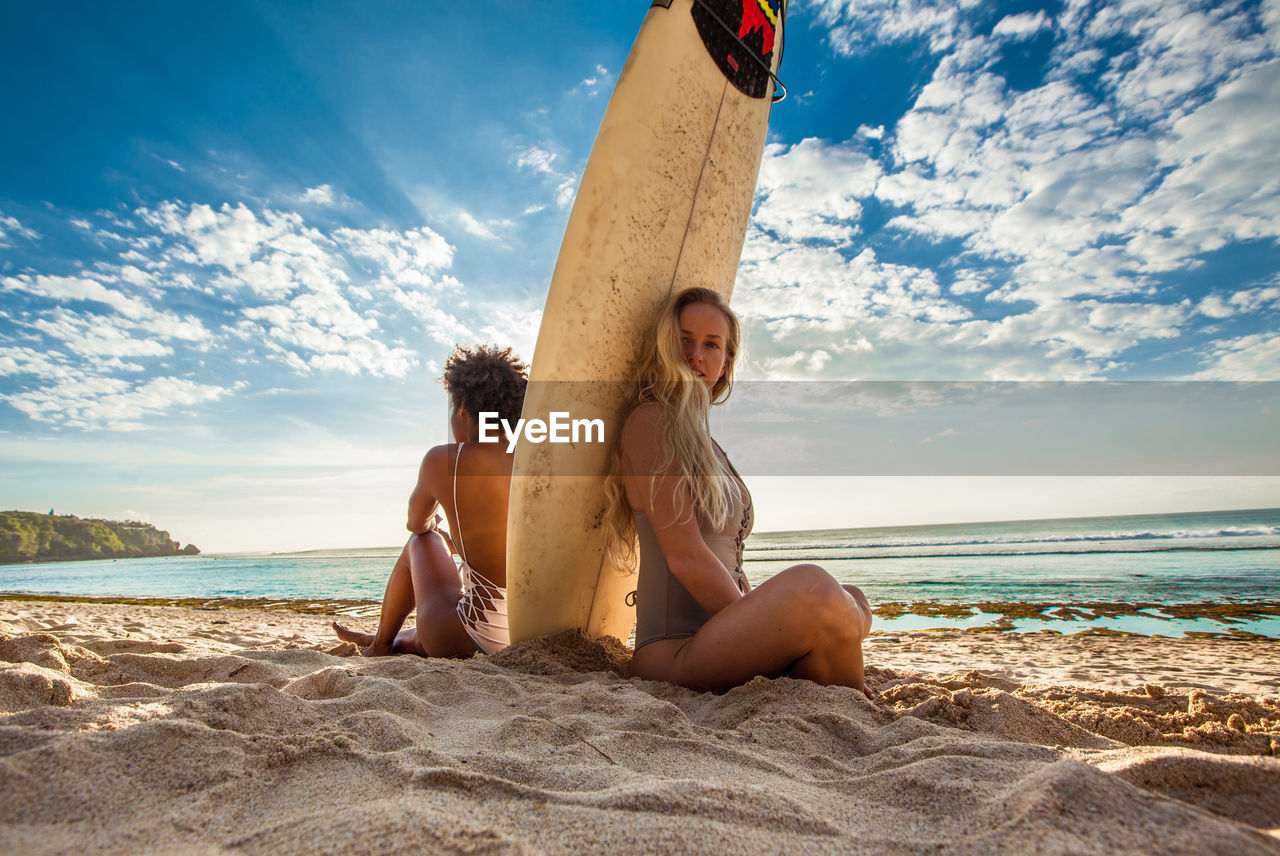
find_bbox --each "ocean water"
[3,507,1278,637]
[745,507,1280,637]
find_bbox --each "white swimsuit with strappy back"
[452,442,510,655]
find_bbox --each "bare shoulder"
[622,402,670,443]
[422,443,456,469]
[418,443,457,487]
[621,402,672,474]
[421,441,512,484]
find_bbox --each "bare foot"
[331,621,373,645]
[331,622,393,657]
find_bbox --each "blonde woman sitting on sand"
[333,345,528,658]
[605,288,875,697]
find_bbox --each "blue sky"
[2,0,1278,551]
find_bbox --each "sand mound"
[488,629,632,678]
[2,601,1278,854]
[1097,747,1280,828]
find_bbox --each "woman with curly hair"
[605,288,874,696]
[333,344,528,657]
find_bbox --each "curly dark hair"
[441,344,528,424]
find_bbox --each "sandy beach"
[2,599,1278,854]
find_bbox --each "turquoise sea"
[3,507,1278,637]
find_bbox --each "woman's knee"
[842,584,873,638]
[779,565,860,635]
[780,563,839,595]
[408,531,463,584]
[409,530,448,551]
[784,563,846,596]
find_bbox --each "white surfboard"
[507,0,787,644]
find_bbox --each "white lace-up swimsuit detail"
[451,442,510,654]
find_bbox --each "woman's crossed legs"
[630,564,874,698]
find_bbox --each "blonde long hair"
[604,287,742,564]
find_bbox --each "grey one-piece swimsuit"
[634,441,754,649]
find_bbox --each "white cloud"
[458,211,497,241]
[239,288,417,379]
[1120,60,1280,256]
[305,339,417,377]
[5,374,229,431]
[1084,1,1270,119]
[475,304,542,365]
[1084,299,1188,342]
[1197,286,1280,318]
[456,210,512,242]
[300,184,336,205]
[388,284,474,347]
[993,11,1051,40]
[754,139,881,243]
[114,265,153,287]
[1267,0,1280,50]
[0,347,67,379]
[884,0,1278,283]
[335,225,454,276]
[2,274,152,319]
[738,235,966,325]
[813,0,975,56]
[1185,332,1280,379]
[144,312,210,342]
[31,311,173,359]
[949,271,990,295]
[761,349,834,377]
[574,63,610,96]
[296,184,353,209]
[0,211,40,244]
[734,231,1033,378]
[921,427,959,444]
[742,0,1280,381]
[516,145,579,209]
[1197,294,1235,319]
[517,146,558,175]
[3,199,498,430]
[555,179,577,209]
[142,201,284,273]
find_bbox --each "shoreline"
[2,592,1278,638]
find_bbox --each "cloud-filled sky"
[2,0,1278,551]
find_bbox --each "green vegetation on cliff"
[0,511,200,564]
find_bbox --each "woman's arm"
[406,446,447,535]
[621,406,744,615]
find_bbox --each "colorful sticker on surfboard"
[691,0,784,99]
